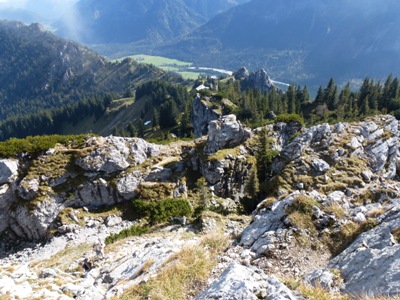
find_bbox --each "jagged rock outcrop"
[0,159,18,184]
[76,136,161,173]
[241,68,276,94]
[233,66,250,80]
[197,263,298,300]
[0,136,163,241]
[204,114,252,155]
[240,192,300,254]
[9,195,61,241]
[271,115,400,194]
[308,203,400,297]
[192,94,221,138]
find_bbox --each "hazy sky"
[0,0,78,20]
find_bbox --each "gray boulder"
[240,192,300,253]
[17,178,40,201]
[9,195,60,240]
[196,263,298,300]
[116,171,142,200]
[311,158,330,173]
[204,114,252,155]
[0,159,18,184]
[200,155,251,201]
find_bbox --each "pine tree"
[323,78,338,110]
[245,166,260,199]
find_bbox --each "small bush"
[132,198,192,225]
[105,224,149,245]
[0,134,91,158]
[286,195,320,215]
[275,113,304,125]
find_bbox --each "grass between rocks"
[284,194,380,256]
[116,233,229,300]
[30,243,91,272]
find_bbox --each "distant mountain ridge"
[54,0,248,54]
[155,0,400,89]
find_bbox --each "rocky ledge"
[1,115,400,299]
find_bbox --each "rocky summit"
[1,114,400,299]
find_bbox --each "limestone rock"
[192,94,221,138]
[9,195,60,240]
[240,192,300,252]
[233,66,249,80]
[104,215,122,227]
[200,156,251,201]
[0,183,16,233]
[204,114,252,155]
[0,159,18,184]
[17,178,40,200]
[76,136,161,173]
[327,207,400,297]
[146,166,172,182]
[303,269,342,292]
[241,68,276,94]
[311,158,330,173]
[72,178,121,208]
[196,263,298,300]
[116,171,141,200]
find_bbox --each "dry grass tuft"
[323,204,346,219]
[118,234,228,300]
[298,283,350,300]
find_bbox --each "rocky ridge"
[1,115,400,299]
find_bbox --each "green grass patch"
[113,54,201,80]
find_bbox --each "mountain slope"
[155,0,400,88]
[0,20,179,121]
[55,0,205,45]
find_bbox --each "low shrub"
[132,198,192,225]
[275,113,304,125]
[105,224,149,245]
[0,134,91,158]
[286,195,320,215]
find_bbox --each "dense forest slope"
[0,20,179,121]
[156,0,400,88]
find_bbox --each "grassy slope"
[113,54,201,80]
[60,97,146,136]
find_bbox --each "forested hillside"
[0,20,180,122]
